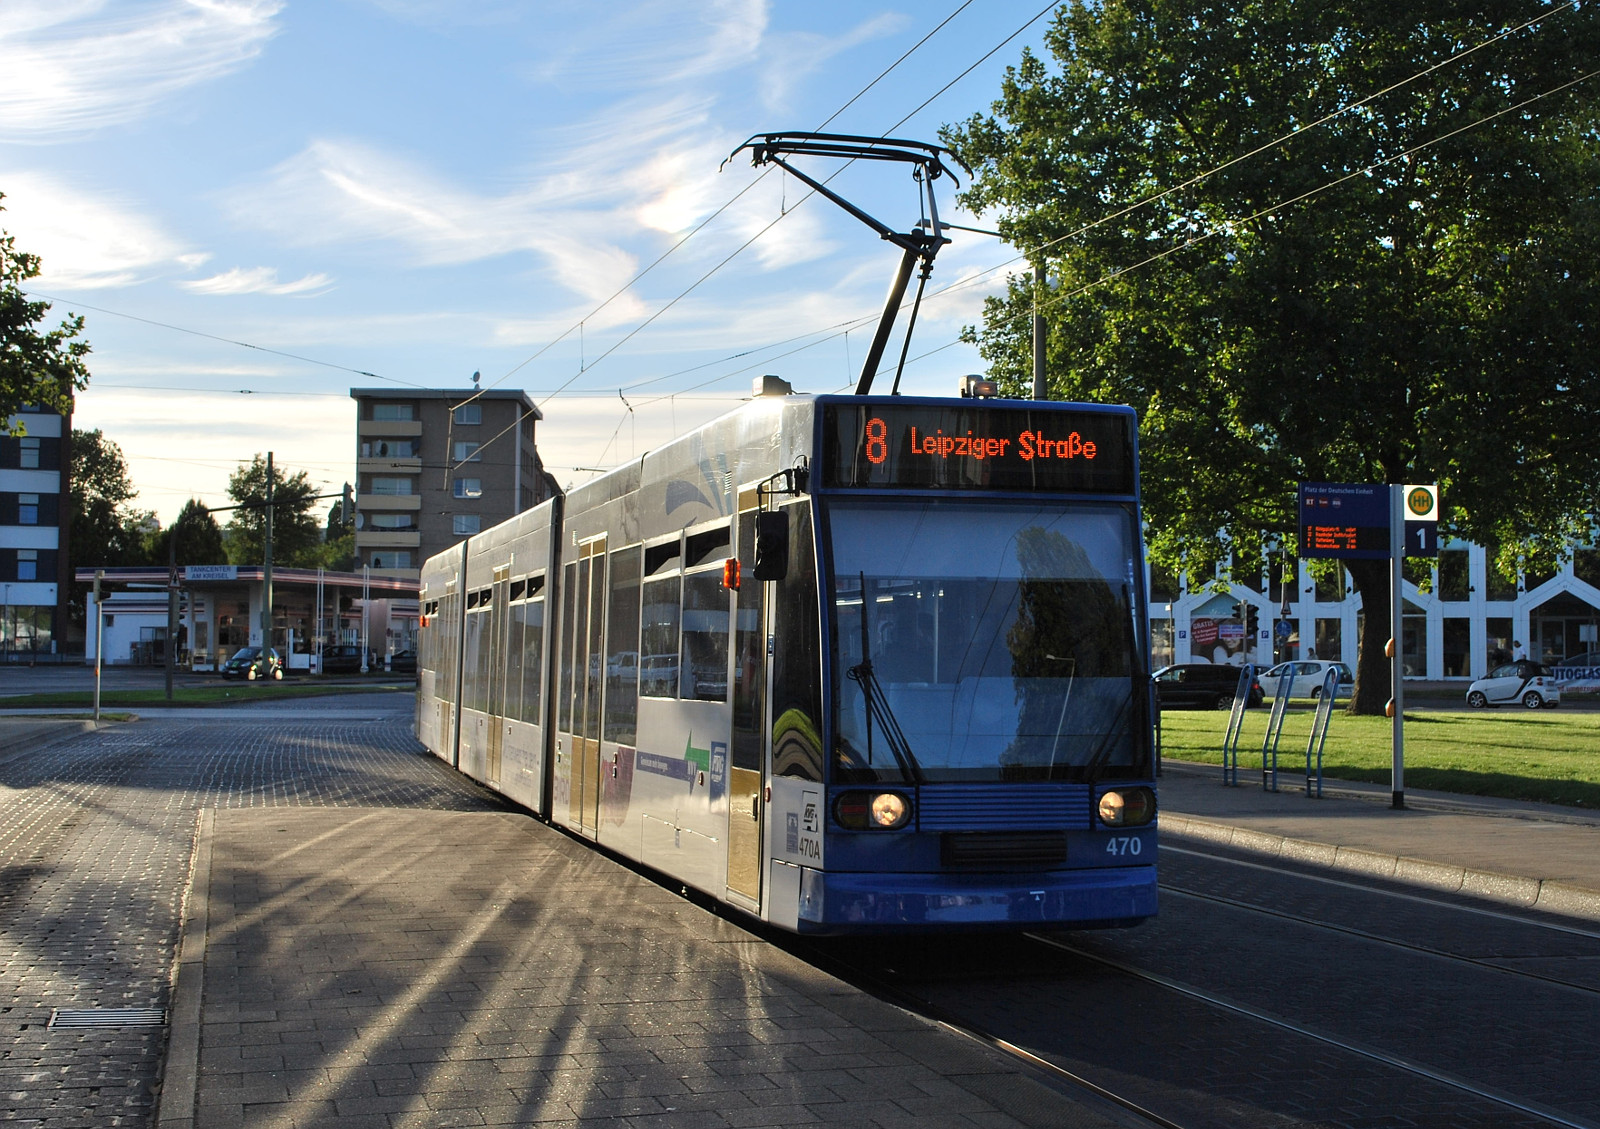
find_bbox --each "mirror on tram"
[753,511,789,581]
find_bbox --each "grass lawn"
[1158,706,1600,809]
[0,682,413,710]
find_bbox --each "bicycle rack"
[1304,667,1340,797]
[1220,663,1255,787]
[1261,665,1295,792]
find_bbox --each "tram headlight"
[870,792,909,828]
[834,791,912,830]
[1097,787,1156,828]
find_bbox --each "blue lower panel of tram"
[793,861,1157,933]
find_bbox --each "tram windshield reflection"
[829,500,1149,783]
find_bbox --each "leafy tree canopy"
[1,196,91,430]
[69,429,152,622]
[224,455,322,567]
[147,499,226,567]
[946,0,1600,709]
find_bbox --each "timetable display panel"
[821,402,1135,493]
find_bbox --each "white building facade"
[1151,540,1600,679]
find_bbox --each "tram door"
[485,566,511,787]
[727,500,767,904]
[567,538,608,835]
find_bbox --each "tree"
[147,499,226,567]
[946,0,1600,711]
[1,196,91,428]
[224,455,322,567]
[68,429,152,621]
[317,502,356,571]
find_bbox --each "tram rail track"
[780,840,1600,1129]
[1161,844,1600,940]
[786,935,1187,1129]
[1026,932,1599,1129]
[1157,883,1600,996]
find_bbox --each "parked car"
[1153,663,1263,710]
[1551,651,1600,676]
[319,645,372,674]
[387,649,417,674]
[1260,660,1355,700]
[219,647,282,681]
[1466,661,1561,709]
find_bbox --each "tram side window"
[604,548,641,743]
[558,562,578,731]
[474,592,494,714]
[640,576,681,698]
[732,510,765,772]
[771,503,823,781]
[463,604,486,713]
[504,595,525,722]
[519,592,545,724]
[681,567,730,702]
[440,594,458,702]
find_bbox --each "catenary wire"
[578,0,1584,424]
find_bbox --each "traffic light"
[1245,604,1259,640]
[342,483,354,526]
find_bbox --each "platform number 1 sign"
[1403,484,1439,558]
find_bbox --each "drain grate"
[48,1008,166,1029]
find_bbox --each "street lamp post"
[93,570,104,723]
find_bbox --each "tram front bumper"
[796,864,1157,933]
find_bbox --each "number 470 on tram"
[417,391,1158,934]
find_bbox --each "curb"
[0,719,114,762]
[1162,813,1600,924]
[157,807,213,1129]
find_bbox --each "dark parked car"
[386,649,416,674]
[1153,663,1263,710]
[219,647,282,681]
[319,645,372,674]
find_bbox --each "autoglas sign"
[822,404,1134,492]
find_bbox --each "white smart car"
[1465,661,1561,709]
[1260,660,1354,700]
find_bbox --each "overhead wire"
[615,1,1590,406]
[15,292,420,387]
[889,65,1600,381]
[558,0,1065,474]
[462,0,985,410]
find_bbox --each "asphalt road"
[815,841,1600,1128]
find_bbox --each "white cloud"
[759,13,909,110]
[0,171,198,288]
[179,267,333,296]
[226,139,646,303]
[527,0,767,91]
[71,387,354,520]
[0,0,283,141]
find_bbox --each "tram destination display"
[822,402,1135,492]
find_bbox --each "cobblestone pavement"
[0,704,503,1127]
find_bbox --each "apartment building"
[0,405,72,659]
[350,387,555,579]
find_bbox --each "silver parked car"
[1260,660,1354,699]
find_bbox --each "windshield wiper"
[846,573,923,785]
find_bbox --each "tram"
[417,384,1159,933]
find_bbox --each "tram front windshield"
[830,499,1148,784]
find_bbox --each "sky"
[0,0,1063,524]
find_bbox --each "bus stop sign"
[1403,483,1439,558]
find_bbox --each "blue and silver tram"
[417,388,1158,933]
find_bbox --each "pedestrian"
[1512,639,1526,661]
